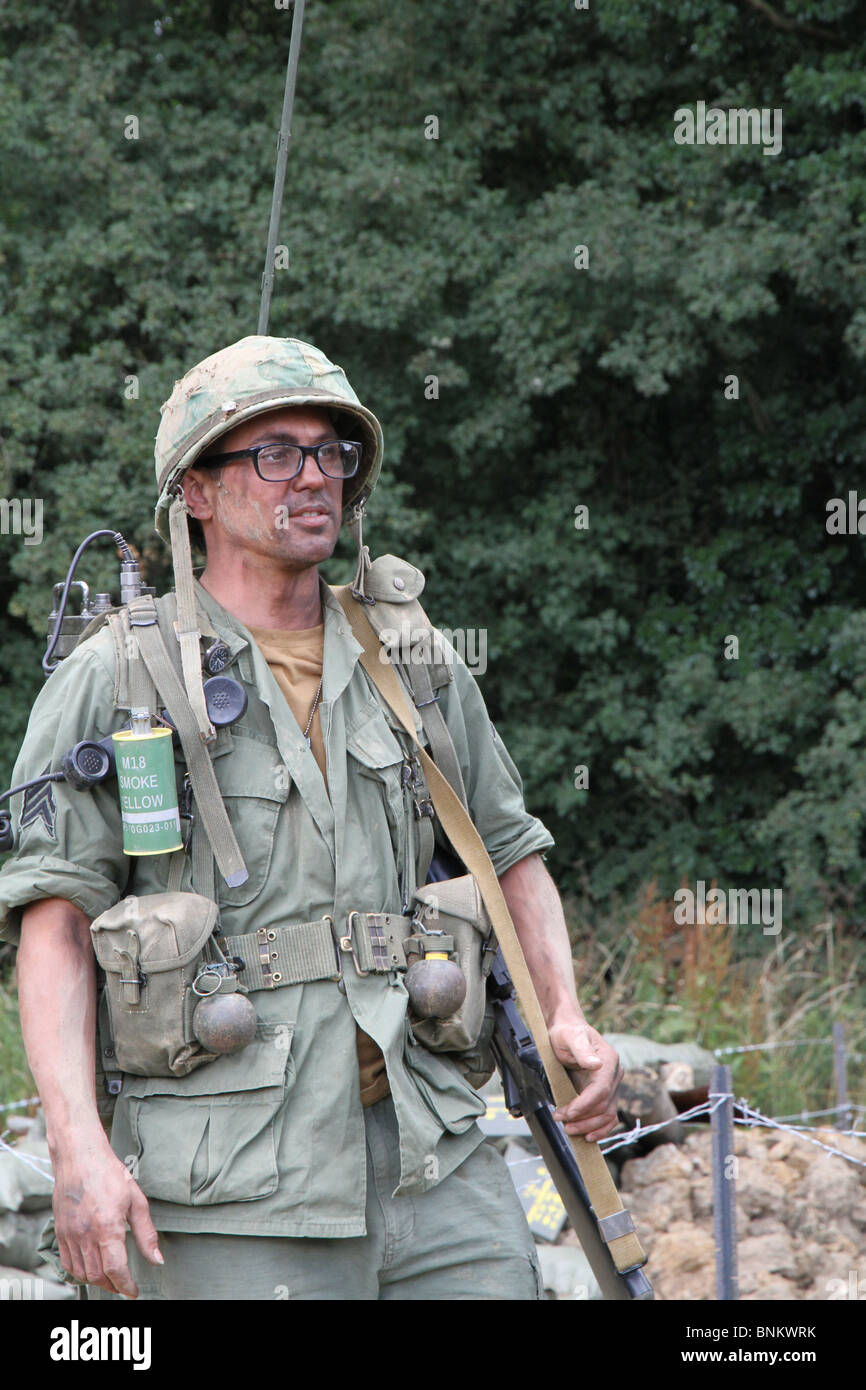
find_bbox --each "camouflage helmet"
[154,336,383,540]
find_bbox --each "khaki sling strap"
[333,584,647,1276]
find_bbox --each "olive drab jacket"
[0,577,554,1237]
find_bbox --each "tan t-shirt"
[248,623,390,1108]
[247,623,329,788]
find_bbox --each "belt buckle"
[339,911,370,977]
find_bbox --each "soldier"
[0,337,622,1300]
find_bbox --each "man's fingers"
[562,1106,619,1141]
[563,1109,617,1135]
[127,1185,163,1267]
[62,1217,141,1298]
[99,1236,140,1299]
[558,1069,616,1119]
[573,1050,603,1069]
[58,1236,87,1287]
[81,1240,109,1289]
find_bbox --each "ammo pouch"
[91,891,226,1079]
[405,874,496,1057]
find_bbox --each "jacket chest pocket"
[210,733,289,907]
[345,703,409,855]
[122,1023,294,1206]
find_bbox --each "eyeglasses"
[200,440,363,482]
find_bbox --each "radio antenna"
[258,0,306,334]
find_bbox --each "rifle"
[487,948,653,1300]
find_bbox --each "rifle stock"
[487,949,653,1301]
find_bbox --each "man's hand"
[498,854,623,1143]
[53,1143,163,1299]
[17,898,163,1299]
[548,1017,623,1142]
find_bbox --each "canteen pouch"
[405,874,496,1057]
[90,891,225,1079]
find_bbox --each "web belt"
[222,912,413,992]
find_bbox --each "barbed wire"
[599,1096,726,1154]
[713,1037,865,1062]
[0,1089,864,1199]
[0,1095,40,1114]
[598,1092,866,1170]
[0,1135,54,1185]
[733,1099,866,1169]
[769,1104,866,1123]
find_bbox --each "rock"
[741,1272,800,1301]
[651,1222,716,1275]
[737,1229,798,1281]
[848,1200,866,1229]
[650,1223,716,1300]
[625,1200,676,1236]
[546,1085,866,1303]
[742,1215,787,1238]
[802,1152,862,1217]
[739,1136,773,1161]
[624,1178,692,1218]
[793,1239,837,1291]
[776,1138,817,1177]
[682,1134,711,1175]
[810,1128,866,1169]
[620,1142,692,1190]
[690,1175,713,1220]
[733,1156,789,1219]
[765,1159,801,1191]
[766,1135,798,1163]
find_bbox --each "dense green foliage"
[2,0,866,935]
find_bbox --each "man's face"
[184,405,344,571]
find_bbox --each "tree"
[1,0,865,929]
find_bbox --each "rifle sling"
[332,585,647,1277]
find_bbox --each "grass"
[0,974,36,1119]
[567,879,866,1125]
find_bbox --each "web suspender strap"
[404,658,468,809]
[125,593,248,889]
[169,496,216,745]
[332,584,646,1277]
[355,586,469,810]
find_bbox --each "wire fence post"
[710,1063,739,1300]
[833,1022,852,1131]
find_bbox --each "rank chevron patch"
[20,764,57,839]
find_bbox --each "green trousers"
[92,1096,544,1301]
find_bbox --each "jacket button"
[393,577,405,590]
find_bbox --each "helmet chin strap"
[169,491,217,743]
[349,498,373,603]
